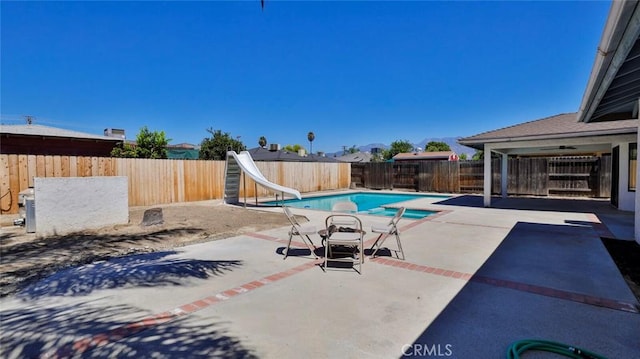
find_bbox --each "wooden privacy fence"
[351,156,611,198]
[351,160,501,194]
[0,154,351,215]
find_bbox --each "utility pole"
[25,115,34,125]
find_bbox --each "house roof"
[246,147,340,162]
[168,143,199,149]
[336,152,373,163]
[458,113,638,149]
[393,151,455,160]
[579,1,640,122]
[305,153,341,163]
[0,124,122,142]
[247,147,303,161]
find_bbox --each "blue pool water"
[267,192,447,219]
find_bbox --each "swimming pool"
[267,192,446,219]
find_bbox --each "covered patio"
[578,0,640,244]
[459,112,638,212]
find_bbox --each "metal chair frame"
[283,206,318,260]
[324,214,364,274]
[369,207,406,260]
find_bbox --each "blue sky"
[1,1,611,153]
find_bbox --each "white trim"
[477,134,637,150]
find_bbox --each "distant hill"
[326,138,476,158]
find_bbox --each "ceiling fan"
[539,145,578,151]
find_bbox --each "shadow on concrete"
[16,251,241,299]
[275,246,363,272]
[435,195,618,214]
[0,301,257,358]
[1,228,205,297]
[275,245,402,264]
[404,221,639,358]
[2,228,204,262]
[275,247,319,258]
[0,231,19,241]
[436,195,636,240]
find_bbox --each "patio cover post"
[632,98,640,244]
[483,144,492,207]
[501,153,508,198]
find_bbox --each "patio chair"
[324,214,364,274]
[283,206,319,260]
[369,207,406,260]
[331,200,358,213]
[329,200,359,227]
[317,201,359,247]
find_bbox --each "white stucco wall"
[615,142,636,212]
[34,176,129,236]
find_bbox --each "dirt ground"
[0,203,291,297]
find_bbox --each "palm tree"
[307,131,315,155]
[258,136,267,148]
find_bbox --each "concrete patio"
[1,193,638,358]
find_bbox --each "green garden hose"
[506,339,608,359]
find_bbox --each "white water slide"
[224,151,301,205]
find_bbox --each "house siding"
[0,135,118,157]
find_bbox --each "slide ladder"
[224,151,302,206]
[224,153,242,204]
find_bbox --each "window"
[630,143,637,192]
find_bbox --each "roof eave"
[578,0,640,123]
[458,127,638,146]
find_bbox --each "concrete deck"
[1,193,638,358]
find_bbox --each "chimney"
[269,144,281,152]
[104,128,126,140]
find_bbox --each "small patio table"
[320,215,365,273]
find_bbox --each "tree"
[425,141,451,152]
[135,126,170,159]
[199,128,245,160]
[371,153,384,162]
[258,136,267,148]
[307,131,315,154]
[472,150,484,160]
[459,153,468,160]
[383,140,414,160]
[110,142,138,158]
[283,144,304,153]
[348,145,358,154]
[110,126,169,159]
